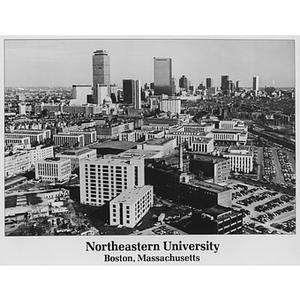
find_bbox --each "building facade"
[79,155,145,206]
[5,152,31,178]
[109,185,153,228]
[56,148,97,170]
[223,146,254,173]
[93,50,110,102]
[160,98,181,114]
[35,158,72,182]
[53,133,85,147]
[123,79,141,109]
[5,135,31,146]
[154,57,172,96]
[71,85,92,105]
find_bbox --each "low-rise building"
[197,205,243,234]
[35,157,72,182]
[20,145,54,166]
[5,151,31,178]
[109,185,153,228]
[223,145,254,173]
[189,153,231,184]
[6,129,51,144]
[56,148,97,170]
[191,137,214,153]
[53,133,85,147]
[137,137,176,157]
[5,135,31,146]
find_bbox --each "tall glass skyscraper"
[93,50,110,102]
[123,79,141,109]
[154,57,172,95]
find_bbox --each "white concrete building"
[35,158,72,182]
[223,146,254,173]
[20,145,54,166]
[137,138,176,156]
[5,152,31,178]
[211,129,248,145]
[56,148,97,170]
[53,133,85,147]
[71,84,92,105]
[5,135,31,146]
[80,155,145,207]
[109,185,153,228]
[6,129,51,144]
[191,137,214,153]
[160,98,181,114]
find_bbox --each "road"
[272,148,285,184]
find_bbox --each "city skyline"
[4,38,295,88]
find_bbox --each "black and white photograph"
[3,38,296,237]
[1,36,299,266]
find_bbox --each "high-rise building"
[228,80,234,93]
[236,80,241,92]
[154,57,172,95]
[95,84,109,106]
[179,75,188,90]
[80,155,145,207]
[253,76,259,95]
[221,75,229,93]
[123,79,141,109]
[172,77,176,94]
[93,50,110,102]
[206,78,212,89]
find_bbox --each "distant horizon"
[4,39,295,88]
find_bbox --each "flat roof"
[212,129,245,133]
[110,186,152,204]
[83,155,143,165]
[54,133,84,137]
[145,138,174,146]
[188,153,228,163]
[203,205,231,217]
[57,147,95,156]
[92,141,137,150]
[120,149,162,159]
[188,179,231,193]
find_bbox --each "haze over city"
[4,38,295,88]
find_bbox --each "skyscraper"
[93,50,110,103]
[221,75,229,93]
[236,80,241,92]
[253,76,259,95]
[206,78,212,89]
[179,75,188,90]
[123,79,141,109]
[154,57,172,96]
[172,77,176,94]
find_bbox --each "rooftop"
[212,128,246,133]
[192,137,213,144]
[91,140,137,150]
[58,147,95,156]
[120,149,162,159]
[110,186,153,205]
[188,179,231,193]
[188,153,229,163]
[144,138,174,146]
[202,205,232,217]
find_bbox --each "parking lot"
[229,180,296,234]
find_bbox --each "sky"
[4,38,295,88]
